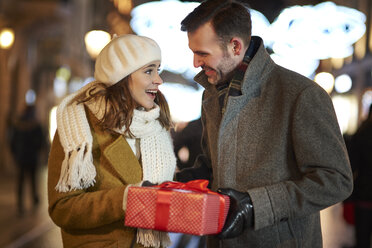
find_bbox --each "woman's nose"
[153,73,163,85]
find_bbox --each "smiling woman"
[47,34,176,248]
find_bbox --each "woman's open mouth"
[145,89,157,99]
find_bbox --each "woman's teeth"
[146,90,157,96]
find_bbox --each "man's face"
[187,22,239,85]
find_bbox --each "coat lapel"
[103,136,142,184]
[195,72,222,128]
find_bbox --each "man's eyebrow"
[194,50,208,55]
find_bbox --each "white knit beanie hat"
[94,34,161,85]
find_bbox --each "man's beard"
[215,52,238,84]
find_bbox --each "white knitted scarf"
[55,82,176,248]
[120,107,176,184]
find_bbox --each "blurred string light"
[53,66,71,98]
[332,95,358,134]
[56,65,71,81]
[0,28,15,49]
[130,0,200,78]
[130,0,270,79]
[314,72,334,94]
[270,53,319,78]
[25,89,36,105]
[69,77,84,93]
[269,1,365,77]
[49,106,57,142]
[66,76,96,94]
[83,77,95,86]
[269,1,366,60]
[84,30,111,59]
[112,0,132,15]
[361,89,372,118]
[334,74,352,93]
[247,8,271,45]
[53,78,67,98]
[159,83,204,122]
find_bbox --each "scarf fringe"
[55,142,96,192]
[137,228,171,248]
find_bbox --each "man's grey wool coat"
[192,37,353,248]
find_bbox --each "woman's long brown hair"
[76,77,173,137]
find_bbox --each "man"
[175,0,353,247]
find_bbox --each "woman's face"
[128,60,163,110]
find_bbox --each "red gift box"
[124,180,230,235]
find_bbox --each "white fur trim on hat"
[94,34,161,85]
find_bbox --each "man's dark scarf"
[216,37,259,114]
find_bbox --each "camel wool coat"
[48,107,147,248]
[191,37,353,248]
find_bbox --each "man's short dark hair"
[181,0,252,47]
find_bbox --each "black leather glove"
[217,188,254,239]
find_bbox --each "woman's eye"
[145,69,153,74]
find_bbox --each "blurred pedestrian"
[10,104,44,216]
[172,118,203,170]
[171,118,205,248]
[349,104,372,248]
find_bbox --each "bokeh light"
[84,30,111,59]
[334,74,352,93]
[314,72,335,94]
[0,28,15,49]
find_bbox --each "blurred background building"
[0,0,371,247]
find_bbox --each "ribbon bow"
[154,180,228,233]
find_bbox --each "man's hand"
[217,188,254,239]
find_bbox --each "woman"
[48,34,176,248]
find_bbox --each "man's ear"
[229,37,244,56]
